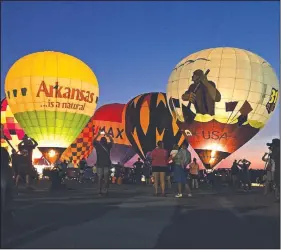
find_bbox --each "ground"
[1,180,280,249]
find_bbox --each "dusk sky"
[1,1,280,169]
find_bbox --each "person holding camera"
[262,152,275,195]
[18,135,38,166]
[266,138,280,202]
[93,130,114,196]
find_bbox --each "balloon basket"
[38,147,66,165]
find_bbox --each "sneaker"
[175,193,182,198]
[188,194,192,197]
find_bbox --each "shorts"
[18,164,31,176]
[97,167,110,178]
[190,174,198,179]
[173,164,187,184]
[266,171,273,182]
[152,166,168,173]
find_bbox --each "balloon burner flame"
[48,149,56,158]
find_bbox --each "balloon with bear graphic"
[166,47,279,169]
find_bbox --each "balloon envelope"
[4,51,99,164]
[91,103,135,165]
[125,92,185,160]
[166,47,279,168]
[60,116,95,167]
[1,98,42,161]
[1,98,25,150]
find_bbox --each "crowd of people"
[92,130,201,198]
[93,130,280,202]
[1,123,280,221]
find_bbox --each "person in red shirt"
[151,141,169,196]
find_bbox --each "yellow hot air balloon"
[166,47,279,168]
[5,51,99,164]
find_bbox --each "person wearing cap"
[262,151,275,195]
[267,138,280,201]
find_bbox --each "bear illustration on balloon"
[171,67,255,127]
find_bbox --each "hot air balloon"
[4,51,99,164]
[1,98,42,160]
[90,103,136,165]
[166,47,279,169]
[1,98,25,151]
[60,117,95,167]
[125,92,185,160]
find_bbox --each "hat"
[266,138,280,147]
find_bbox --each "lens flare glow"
[48,149,56,158]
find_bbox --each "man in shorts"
[93,130,114,196]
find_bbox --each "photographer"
[93,130,114,196]
[18,135,38,166]
[266,138,280,202]
[262,152,275,195]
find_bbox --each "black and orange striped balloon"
[125,92,185,160]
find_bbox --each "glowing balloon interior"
[4,51,99,155]
[166,47,279,168]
